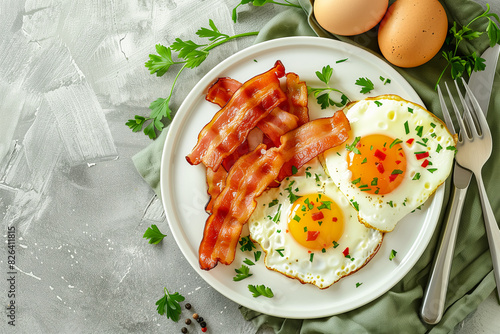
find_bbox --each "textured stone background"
[1,0,499,333]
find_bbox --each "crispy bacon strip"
[205,167,227,214]
[199,111,350,270]
[206,77,242,107]
[277,111,350,181]
[199,144,284,269]
[257,107,299,147]
[186,61,287,170]
[281,72,309,125]
[205,74,303,147]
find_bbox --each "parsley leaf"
[156,288,185,322]
[248,284,274,298]
[143,224,167,244]
[233,265,253,281]
[128,20,258,139]
[355,77,374,94]
[145,44,176,76]
[308,65,350,109]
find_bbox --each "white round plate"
[160,37,443,319]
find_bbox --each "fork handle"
[421,186,468,324]
[475,172,500,301]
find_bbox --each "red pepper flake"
[332,217,338,222]
[342,247,349,257]
[406,138,414,144]
[421,159,429,168]
[389,173,398,182]
[306,231,320,241]
[395,160,401,165]
[415,151,429,160]
[399,152,404,157]
[374,149,386,161]
[376,162,385,174]
[311,211,324,221]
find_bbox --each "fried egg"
[322,95,456,232]
[248,159,383,289]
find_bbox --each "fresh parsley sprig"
[307,65,350,109]
[435,4,500,89]
[143,224,167,244]
[155,288,185,322]
[233,264,253,281]
[355,77,374,94]
[232,0,301,23]
[127,20,258,139]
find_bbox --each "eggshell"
[378,0,448,67]
[314,0,389,36]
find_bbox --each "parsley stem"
[167,63,188,102]
[204,31,259,52]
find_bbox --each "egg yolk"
[347,134,407,195]
[287,193,344,250]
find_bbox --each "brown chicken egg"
[314,0,389,36]
[378,0,448,67]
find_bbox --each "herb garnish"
[233,265,253,281]
[239,236,256,252]
[389,249,397,261]
[143,224,167,244]
[232,0,301,22]
[436,4,500,89]
[355,77,374,94]
[156,288,185,322]
[248,284,274,298]
[307,65,350,109]
[128,20,258,139]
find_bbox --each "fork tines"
[439,78,490,144]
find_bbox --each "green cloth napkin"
[133,0,499,333]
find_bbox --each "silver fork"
[442,78,500,301]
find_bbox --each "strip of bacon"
[205,77,242,107]
[186,61,287,170]
[199,144,284,269]
[199,111,350,270]
[204,74,304,147]
[277,111,351,181]
[280,73,309,125]
[205,167,227,214]
[221,139,249,172]
[256,107,299,147]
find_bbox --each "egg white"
[323,95,456,232]
[248,159,383,289]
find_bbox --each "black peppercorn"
[185,318,191,325]
[197,317,204,323]
[181,327,188,333]
[200,321,207,327]
[185,303,192,310]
